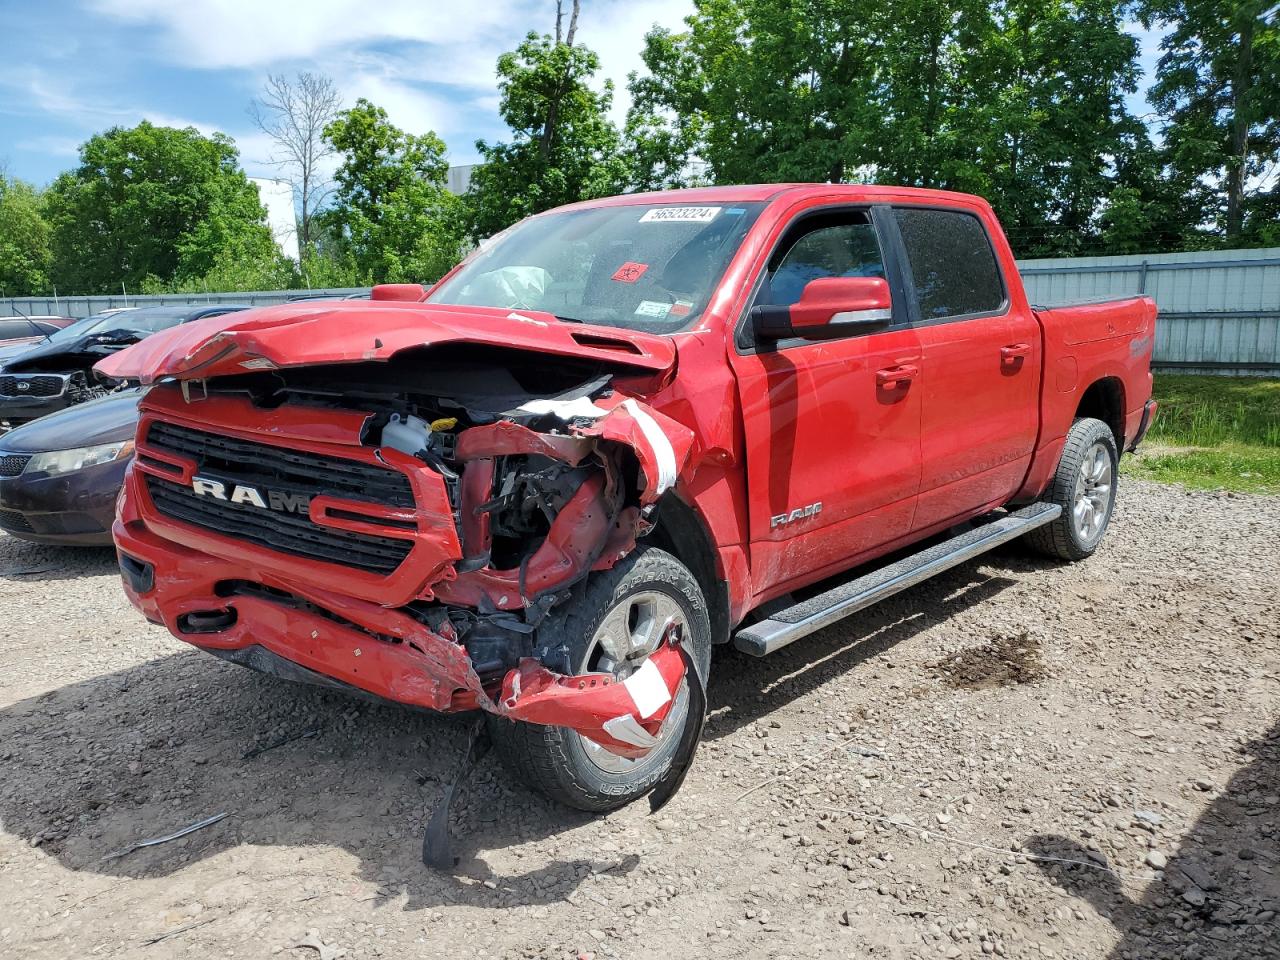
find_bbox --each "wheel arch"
[1074,377,1126,450]
[645,493,731,645]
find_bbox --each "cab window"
[892,208,1005,320]
[758,213,887,308]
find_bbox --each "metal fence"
[1018,247,1280,376]
[3,247,1279,375]
[0,288,371,318]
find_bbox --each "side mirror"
[371,283,426,302]
[752,276,893,341]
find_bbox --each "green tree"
[626,0,1158,256]
[1135,0,1278,243]
[323,99,465,283]
[43,121,281,294]
[0,173,51,296]
[465,0,630,238]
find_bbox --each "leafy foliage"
[0,173,51,296]
[43,122,282,294]
[1134,0,1279,243]
[323,99,465,283]
[625,0,1180,257]
[465,10,630,238]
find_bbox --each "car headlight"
[24,440,134,476]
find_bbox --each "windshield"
[428,202,766,333]
[38,308,194,344]
[42,311,132,345]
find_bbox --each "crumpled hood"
[4,331,129,373]
[94,301,678,384]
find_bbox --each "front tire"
[487,547,712,812]
[1024,417,1119,561]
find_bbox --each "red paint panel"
[911,310,1039,531]
[94,302,678,383]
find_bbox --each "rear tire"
[486,547,711,812]
[1024,417,1119,561]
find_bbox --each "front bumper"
[114,477,687,756]
[0,458,125,545]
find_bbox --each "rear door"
[729,205,923,597]
[889,206,1040,531]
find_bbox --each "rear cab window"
[892,207,1006,322]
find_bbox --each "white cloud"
[3,1,697,184]
[580,0,694,123]
[14,135,81,158]
[90,0,537,70]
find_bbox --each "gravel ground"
[0,477,1277,960]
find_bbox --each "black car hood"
[0,342,30,368]
[0,389,141,453]
[2,329,146,375]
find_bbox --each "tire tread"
[1024,417,1118,561]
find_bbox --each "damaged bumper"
[115,506,686,756]
[114,377,695,759]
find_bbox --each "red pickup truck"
[100,185,1157,814]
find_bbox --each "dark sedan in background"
[0,315,74,347]
[0,390,140,545]
[0,303,248,426]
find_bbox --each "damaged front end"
[107,305,702,767]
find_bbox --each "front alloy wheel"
[487,547,712,812]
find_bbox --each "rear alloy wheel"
[1024,417,1119,561]
[487,547,711,812]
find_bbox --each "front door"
[729,207,923,599]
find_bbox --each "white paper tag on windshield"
[638,206,721,224]
[634,300,672,318]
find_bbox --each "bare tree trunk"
[1225,13,1254,240]
[565,0,580,45]
[539,0,582,165]
[250,72,342,257]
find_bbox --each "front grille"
[0,454,31,477]
[143,421,416,575]
[0,508,34,533]
[0,375,67,398]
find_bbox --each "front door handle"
[876,363,919,389]
[1001,343,1032,361]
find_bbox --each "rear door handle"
[1001,343,1032,360]
[876,363,919,388]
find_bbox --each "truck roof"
[560,183,994,211]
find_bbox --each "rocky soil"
[0,477,1276,960]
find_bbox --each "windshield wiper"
[551,314,586,325]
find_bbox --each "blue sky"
[0,0,1164,188]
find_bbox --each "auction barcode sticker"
[638,206,721,223]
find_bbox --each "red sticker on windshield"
[612,262,649,283]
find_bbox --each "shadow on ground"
[0,553,1026,912]
[0,540,116,583]
[1026,720,1280,960]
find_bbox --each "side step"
[732,502,1061,657]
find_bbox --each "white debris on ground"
[0,478,1276,960]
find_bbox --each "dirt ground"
[1,477,1277,960]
